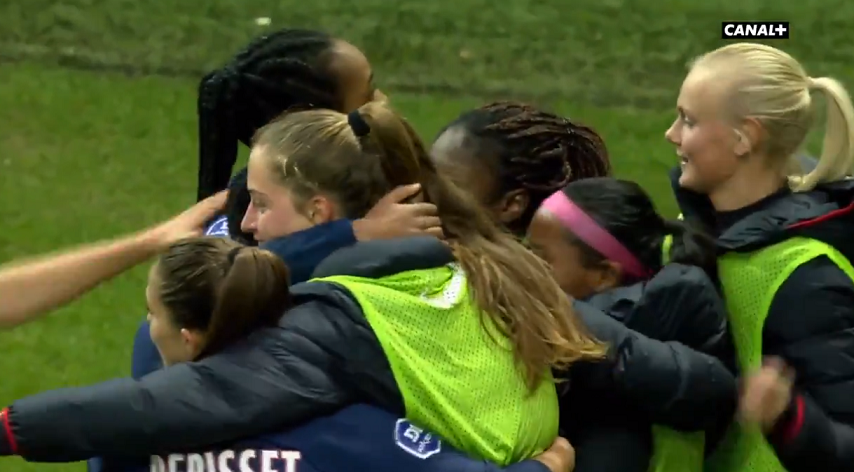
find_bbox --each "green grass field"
[0,0,850,470]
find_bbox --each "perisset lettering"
[150,449,301,472]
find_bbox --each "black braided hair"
[197,29,339,203]
[440,101,611,233]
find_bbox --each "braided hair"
[440,101,611,233]
[197,29,339,202]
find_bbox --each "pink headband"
[541,191,649,278]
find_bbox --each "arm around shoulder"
[571,301,737,431]
[0,295,380,461]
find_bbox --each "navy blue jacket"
[115,405,549,472]
[107,216,360,472]
[130,216,358,379]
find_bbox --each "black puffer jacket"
[0,237,736,463]
[563,263,736,472]
[586,263,734,371]
[671,167,854,472]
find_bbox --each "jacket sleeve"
[762,257,854,471]
[571,422,650,472]
[570,301,738,431]
[500,462,550,472]
[560,387,651,472]
[632,264,736,374]
[426,454,549,472]
[0,293,390,462]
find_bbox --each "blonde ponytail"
[692,44,854,192]
[792,77,854,191]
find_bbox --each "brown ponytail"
[156,237,292,359]
[353,104,424,188]
[197,246,292,358]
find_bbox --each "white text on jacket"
[149,449,301,472]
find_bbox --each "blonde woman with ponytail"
[665,42,854,472]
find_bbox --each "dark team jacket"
[129,215,359,379]
[562,263,736,472]
[670,167,854,472]
[117,217,544,472]
[110,405,550,472]
[585,263,733,369]
[0,236,735,463]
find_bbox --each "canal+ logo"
[722,21,789,39]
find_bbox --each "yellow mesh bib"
[616,229,704,472]
[649,428,704,472]
[707,236,854,472]
[315,263,558,465]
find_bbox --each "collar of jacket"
[669,165,854,256]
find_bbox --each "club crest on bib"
[205,216,230,238]
[394,419,442,459]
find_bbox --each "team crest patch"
[205,216,230,238]
[394,419,442,459]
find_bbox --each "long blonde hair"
[692,42,854,191]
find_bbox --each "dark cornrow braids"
[480,101,611,190]
[444,101,611,233]
[196,29,339,202]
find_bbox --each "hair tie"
[348,111,371,137]
[807,77,819,91]
[542,191,650,279]
[227,247,243,265]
